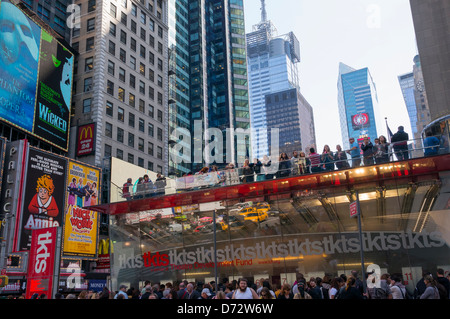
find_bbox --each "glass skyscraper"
[168,0,250,175]
[338,63,382,151]
[398,72,419,146]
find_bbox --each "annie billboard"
[0,0,73,151]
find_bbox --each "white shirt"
[233,287,254,299]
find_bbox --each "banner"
[76,123,95,157]
[25,227,58,299]
[19,148,67,251]
[63,160,100,258]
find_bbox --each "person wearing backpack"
[390,274,408,299]
[420,275,440,299]
[367,273,392,299]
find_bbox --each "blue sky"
[244,0,418,151]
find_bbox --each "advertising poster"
[0,136,6,194]
[0,0,74,152]
[63,160,100,258]
[25,227,58,299]
[19,148,67,251]
[76,123,96,157]
[34,30,73,151]
[0,0,41,133]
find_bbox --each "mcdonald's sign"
[76,123,96,157]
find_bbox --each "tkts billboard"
[0,0,73,151]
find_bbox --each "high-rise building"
[246,0,313,159]
[338,63,382,151]
[410,0,450,123]
[398,72,418,141]
[412,55,431,137]
[69,0,169,177]
[168,0,251,175]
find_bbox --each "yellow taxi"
[239,208,268,223]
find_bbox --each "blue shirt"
[424,136,440,156]
[350,141,360,158]
[114,290,128,299]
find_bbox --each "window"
[140,45,146,58]
[131,3,137,16]
[140,12,146,24]
[157,75,162,87]
[118,107,124,122]
[157,127,163,141]
[149,52,154,65]
[122,0,127,8]
[129,93,135,107]
[149,69,154,82]
[110,3,117,17]
[130,56,136,70]
[158,42,163,54]
[158,25,163,38]
[127,153,134,164]
[157,146,162,159]
[148,142,154,155]
[120,48,126,62]
[148,105,154,118]
[118,87,125,102]
[129,113,135,127]
[105,122,112,138]
[139,118,145,132]
[157,58,163,71]
[138,138,144,152]
[86,37,95,51]
[140,63,145,76]
[157,92,163,105]
[106,101,113,117]
[149,87,154,100]
[140,28,146,41]
[121,12,127,26]
[110,22,116,36]
[149,35,154,48]
[148,123,154,137]
[119,67,125,82]
[117,149,123,160]
[148,161,154,171]
[131,20,137,33]
[128,132,135,147]
[130,37,136,51]
[157,110,163,122]
[139,99,145,113]
[117,127,124,143]
[138,157,144,168]
[120,30,127,44]
[104,144,112,158]
[139,81,145,95]
[107,80,114,95]
[85,57,93,72]
[129,74,135,88]
[88,0,96,12]
[108,40,116,55]
[149,18,154,31]
[84,77,93,92]
[87,18,95,32]
[83,98,92,113]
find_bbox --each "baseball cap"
[201,288,211,296]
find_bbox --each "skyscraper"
[69,0,169,177]
[246,0,313,159]
[338,63,382,151]
[168,0,251,174]
[398,72,418,142]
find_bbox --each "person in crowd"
[291,151,300,175]
[201,288,212,300]
[293,280,312,299]
[143,174,154,198]
[321,145,335,171]
[329,277,343,299]
[340,277,363,299]
[436,268,450,298]
[257,280,276,298]
[259,287,273,299]
[298,151,310,174]
[278,152,291,178]
[309,148,322,173]
[277,284,294,300]
[319,276,331,300]
[213,291,229,299]
[390,274,408,299]
[241,158,254,183]
[361,136,374,166]
[334,145,350,169]
[377,135,391,163]
[420,274,440,299]
[251,158,264,181]
[114,285,129,299]
[424,131,441,156]
[367,273,392,299]
[347,137,361,167]
[391,126,409,161]
[232,278,259,299]
[262,155,274,180]
[307,278,323,299]
[154,173,167,196]
[135,177,144,199]
[351,270,365,297]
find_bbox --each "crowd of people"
[13,268,448,300]
[122,173,167,200]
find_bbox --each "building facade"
[69,0,169,177]
[338,63,382,151]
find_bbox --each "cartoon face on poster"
[63,161,100,258]
[19,148,67,251]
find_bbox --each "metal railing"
[111,135,449,202]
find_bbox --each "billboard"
[0,0,73,151]
[351,113,370,129]
[63,160,100,258]
[76,123,96,157]
[25,227,59,299]
[18,147,67,251]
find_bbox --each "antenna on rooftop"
[261,0,267,23]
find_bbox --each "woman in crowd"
[321,145,335,171]
[278,152,291,178]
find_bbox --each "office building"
[168,0,251,174]
[338,63,382,151]
[247,0,314,159]
[69,0,169,177]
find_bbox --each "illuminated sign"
[0,0,73,151]
[76,123,96,157]
[352,113,370,129]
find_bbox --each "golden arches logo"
[79,126,93,141]
[98,238,112,255]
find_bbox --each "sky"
[243,0,418,151]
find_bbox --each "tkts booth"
[89,154,450,296]
[0,140,102,298]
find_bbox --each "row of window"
[104,143,163,173]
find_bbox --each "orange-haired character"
[28,174,59,217]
